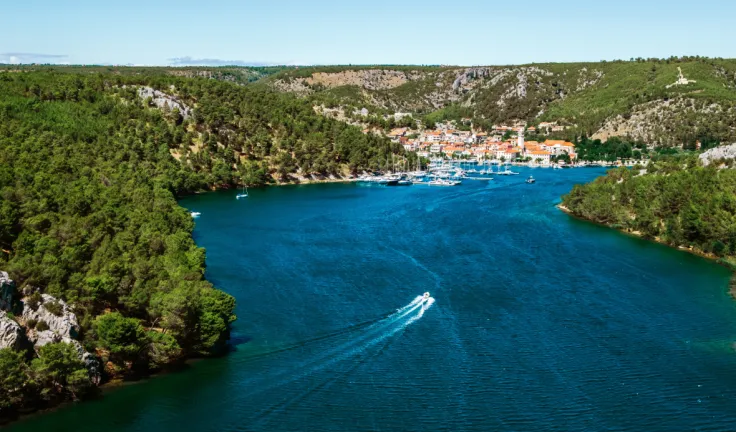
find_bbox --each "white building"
[528,151,551,165]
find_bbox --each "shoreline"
[272,176,359,186]
[557,204,736,274]
[1,355,208,427]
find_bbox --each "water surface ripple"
[10,167,736,432]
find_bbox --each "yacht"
[382,173,401,186]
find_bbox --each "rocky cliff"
[21,293,80,341]
[0,311,23,350]
[0,274,101,384]
[265,59,736,146]
[699,142,736,166]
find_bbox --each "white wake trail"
[284,298,426,374]
[293,296,435,380]
[232,296,431,401]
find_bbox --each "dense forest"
[0,69,406,420]
[561,155,736,265]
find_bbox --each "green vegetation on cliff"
[562,156,736,261]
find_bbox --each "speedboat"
[423,292,430,301]
[526,176,535,184]
[190,212,201,218]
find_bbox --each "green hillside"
[0,69,405,418]
[261,58,736,146]
[561,155,736,266]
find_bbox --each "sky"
[2,0,735,66]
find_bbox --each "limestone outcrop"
[32,329,61,348]
[0,311,24,350]
[699,143,736,166]
[21,294,80,340]
[138,86,192,119]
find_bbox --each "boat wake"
[246,296,436,428]
[227,294,436,411]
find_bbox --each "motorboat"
[428,179,461,186]
[423,292,431,301]
[190,212,201,218]
[526,176,536,184]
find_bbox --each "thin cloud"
[1,52,69,64]
[168,56,277,67]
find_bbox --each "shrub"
[36,320,50,332]
[43,301,64,317]
[93,313,148,363]
[31,342,91,399]
[147,331,182,369]
[26,318,38,329]
[27,292,42,311]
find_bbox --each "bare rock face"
[699,143,736,166]
[20,293,101,383]
[32,329,61,348]
[21,294,80,340]
[138,86,192,119]
[0,311,23,350]
[452,67,492,91]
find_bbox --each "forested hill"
[8,58,736,147]
[0,70,405,418]
[561,155,736,266]
[261,58,736,147]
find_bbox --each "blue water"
[9,167,736,431]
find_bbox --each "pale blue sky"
[2,0,735,66]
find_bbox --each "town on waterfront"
[385,120,643,168]
[352,119,647,186]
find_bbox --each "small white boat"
[428,179,461,186]
[423,292,431,301]
[526,176,536,184]
[190,212,201,218]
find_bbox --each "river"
[9,167,736,431]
